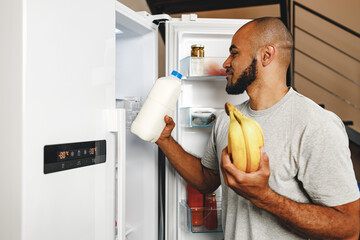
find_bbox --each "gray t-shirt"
[201,88,359,240]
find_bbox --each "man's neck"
[247,83,289,111]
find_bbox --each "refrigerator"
[1,1,249,240]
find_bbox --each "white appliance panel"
[0,0,23,239]
[2,0,116,239]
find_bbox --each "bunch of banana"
[225,102,264,173]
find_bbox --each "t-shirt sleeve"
[297,112,360,207]
[201,119,220,170]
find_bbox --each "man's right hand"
[156,115,175,144]
[155,115,221,194]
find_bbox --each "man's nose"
[223,56,231,69]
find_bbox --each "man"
[156,17,359,239]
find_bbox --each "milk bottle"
[130,71,182,142]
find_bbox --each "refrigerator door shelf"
[179,200,222,233]
[180,107,221,127]
[180,56,227,78]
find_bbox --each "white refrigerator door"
[165,15,251,240]
[0,0,116,240]
[115,2,160,240]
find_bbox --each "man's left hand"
[220,146,273,206]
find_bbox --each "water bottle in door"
[130,70,182,142]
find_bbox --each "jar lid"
[191,44,204,48]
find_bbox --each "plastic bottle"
[130,70,182,142]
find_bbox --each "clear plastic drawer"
[180,108,220,127]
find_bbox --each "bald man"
[156,17,359,239]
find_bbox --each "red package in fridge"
[186,184,204,226]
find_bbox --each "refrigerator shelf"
[179,200,222,233]
[180,56,227,78]
[180,107,220,127]
[183,76,226,81]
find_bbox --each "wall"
[292,0,360,134]
[116,0,150,12]
[293,0,359,32]
[292,0,360,182]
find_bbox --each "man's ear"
[260,45,275,67]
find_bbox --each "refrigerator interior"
[166,17,250,240]
[115,4,159,240]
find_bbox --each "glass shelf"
[184,76,226,81]
[180,56,227,80]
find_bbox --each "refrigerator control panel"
[44,140,106,174]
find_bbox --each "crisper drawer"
[179,200,222,233]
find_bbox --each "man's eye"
[231,52,237,56]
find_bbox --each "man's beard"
[226,58,257,95]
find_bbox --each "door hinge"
[136,11,171,25]
[151,14,172,25]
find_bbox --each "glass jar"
[204,192,218,230]
[190,44,205,76]
[191,44,205,57]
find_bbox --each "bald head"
[236,17,293,68]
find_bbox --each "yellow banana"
[225,102,264,173]
[228,111,247,171]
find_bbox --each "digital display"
[57,147,96,161]
[44,140,106,174]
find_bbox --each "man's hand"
[155,115,221,194]
[156,115,175,144]
[220,146,272,206]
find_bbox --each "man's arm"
[156,116,220,193]
[221,147,360,239]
